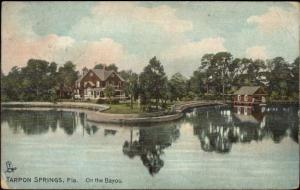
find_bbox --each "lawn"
[103,103,143,114]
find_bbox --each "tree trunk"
[130,129,133,144]
[130,95,133,109]
[206,84,209,94]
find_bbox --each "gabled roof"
[234,86,266,95]
[76,69,125,82]
[76,74,85,83]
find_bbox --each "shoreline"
[1,101,226,124]
[2,100,297,124]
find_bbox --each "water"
[1,105,299,189]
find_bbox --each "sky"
[2,1,299,77]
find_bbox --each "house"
[74,67,125,100]
[233,86,267,106]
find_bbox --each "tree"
[188,70,208,96]
[1,59,60,101]
[94,63,105,69]
[1,66,23,101]
[121,70,139,109]
[199,52,235,98]
[107,64,118,72]
[21,59,51,99]
[104,85,115,104]
[267,57,291,100]
[94,63,118,71]
[139,56,167,110]
[199,54,217,95]
[168,72,187,101]
[57,61,78,98]
[289,57,299,99]
[212,52,233,97]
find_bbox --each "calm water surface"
[1,105,299,189]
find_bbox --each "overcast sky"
[2,1,299,77]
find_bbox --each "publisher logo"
[5,161,17,173]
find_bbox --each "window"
[78,82,80,88]
[96,81,100,87]
[90,72,93,77]
[244,108,248,115]
[237,106,241,114]
[238,95,241,101]
[244,95,248,102]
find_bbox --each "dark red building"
[233,86,267,106]
[74,68,125,100]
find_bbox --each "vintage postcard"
[1,1,299,189]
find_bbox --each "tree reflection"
[58,111,77,135]
[123,124,180,176]
[264,105,298,143]
[85,125,98,135]
[186,105,298,153]
[104,129,117,136]
[2,110,83,135]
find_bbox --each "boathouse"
[233,86,267,106]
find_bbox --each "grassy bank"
[103,103,143,114]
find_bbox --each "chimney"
[82,67,88,75]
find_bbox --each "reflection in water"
[104,129,117,136]
[185,105,298,154]
[1,110,80,135]
[85,125,98,135]
[1,104,298,177]
[122,125,180,175]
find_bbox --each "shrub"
[270,91,280,100]
[111,99,120,104]
[96,99,106,104]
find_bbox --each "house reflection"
[122,124,180,176]
[187,105,298,153]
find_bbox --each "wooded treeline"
[1,52,299,109]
